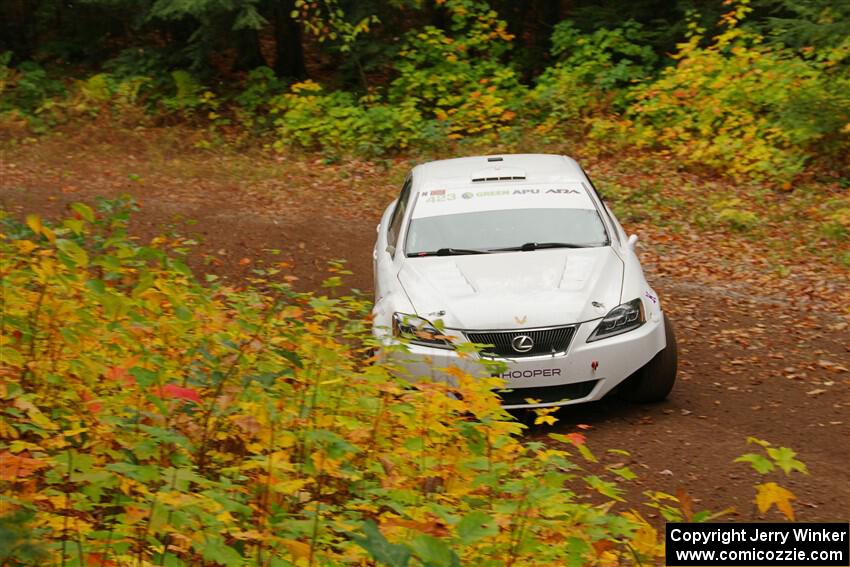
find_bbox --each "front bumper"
[381,314,667,409]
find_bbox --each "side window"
[581,171,620,246]
[386,176,412,254]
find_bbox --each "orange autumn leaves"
[0,204,810,565]
[1,203,665,565]
[106,364,202,404]
[0,452,48,482]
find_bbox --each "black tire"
[620,315,678,403]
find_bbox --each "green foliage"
[820,195,850,241]
[0,55,66,132]
[734,438,808,520]
[0,509,47,564]
[294,0,379,54]
[149,0,264,29]
[0,201,681,565]
[530,20,657,133]
[2,0,849,179]
[230,66,289,133]
[78,73,111,102]
[0,51,13,97]
[62,72,152,121]
[595,178,688,228]
[0,56,66,132]
[0,55,158,131]
[758,0,850,52]
[351,521,414,566]
[548,20,657,91]
[271,80,437,156]
[388,0,524,139]
[102,47,171,81]
[736,437,808,475]
[8,61,66,110]
[147,0,269,71]
[234,66,285,114]
[710,197,761,232]
[621,0,850,180]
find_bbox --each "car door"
[374,175,412,302]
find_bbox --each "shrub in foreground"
[0,200,811,565]
[1,200,668,565]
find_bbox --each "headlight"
[587,298,645,342]
[392,313,453,349]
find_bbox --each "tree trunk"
[273,0,307,80]
[532,0,562,61]
[233,28,267,71]
[0,0,36,60]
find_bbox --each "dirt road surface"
[3,129,848,524]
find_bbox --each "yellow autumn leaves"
[0,204,811,565]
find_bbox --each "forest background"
[1,0,849,565]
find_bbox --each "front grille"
[495,380,598,406]
[465,326,576,358]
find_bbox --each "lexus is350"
[372,154,677,409]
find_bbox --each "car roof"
[411,154,586,190]
[408,154,597,219]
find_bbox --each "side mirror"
[627,234,638,250]
[386,244,396,256]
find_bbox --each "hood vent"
[472,175,526,182]
[471,166,526,183]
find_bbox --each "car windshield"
[405,208,609,256]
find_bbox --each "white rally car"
[372,154,677,409]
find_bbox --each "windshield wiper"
[410,247,491,257]
[490,242,598,252]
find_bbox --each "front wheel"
[619,315,678,403]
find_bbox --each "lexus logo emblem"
[511,335,534,353]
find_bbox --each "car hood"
[398,248,623,330]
